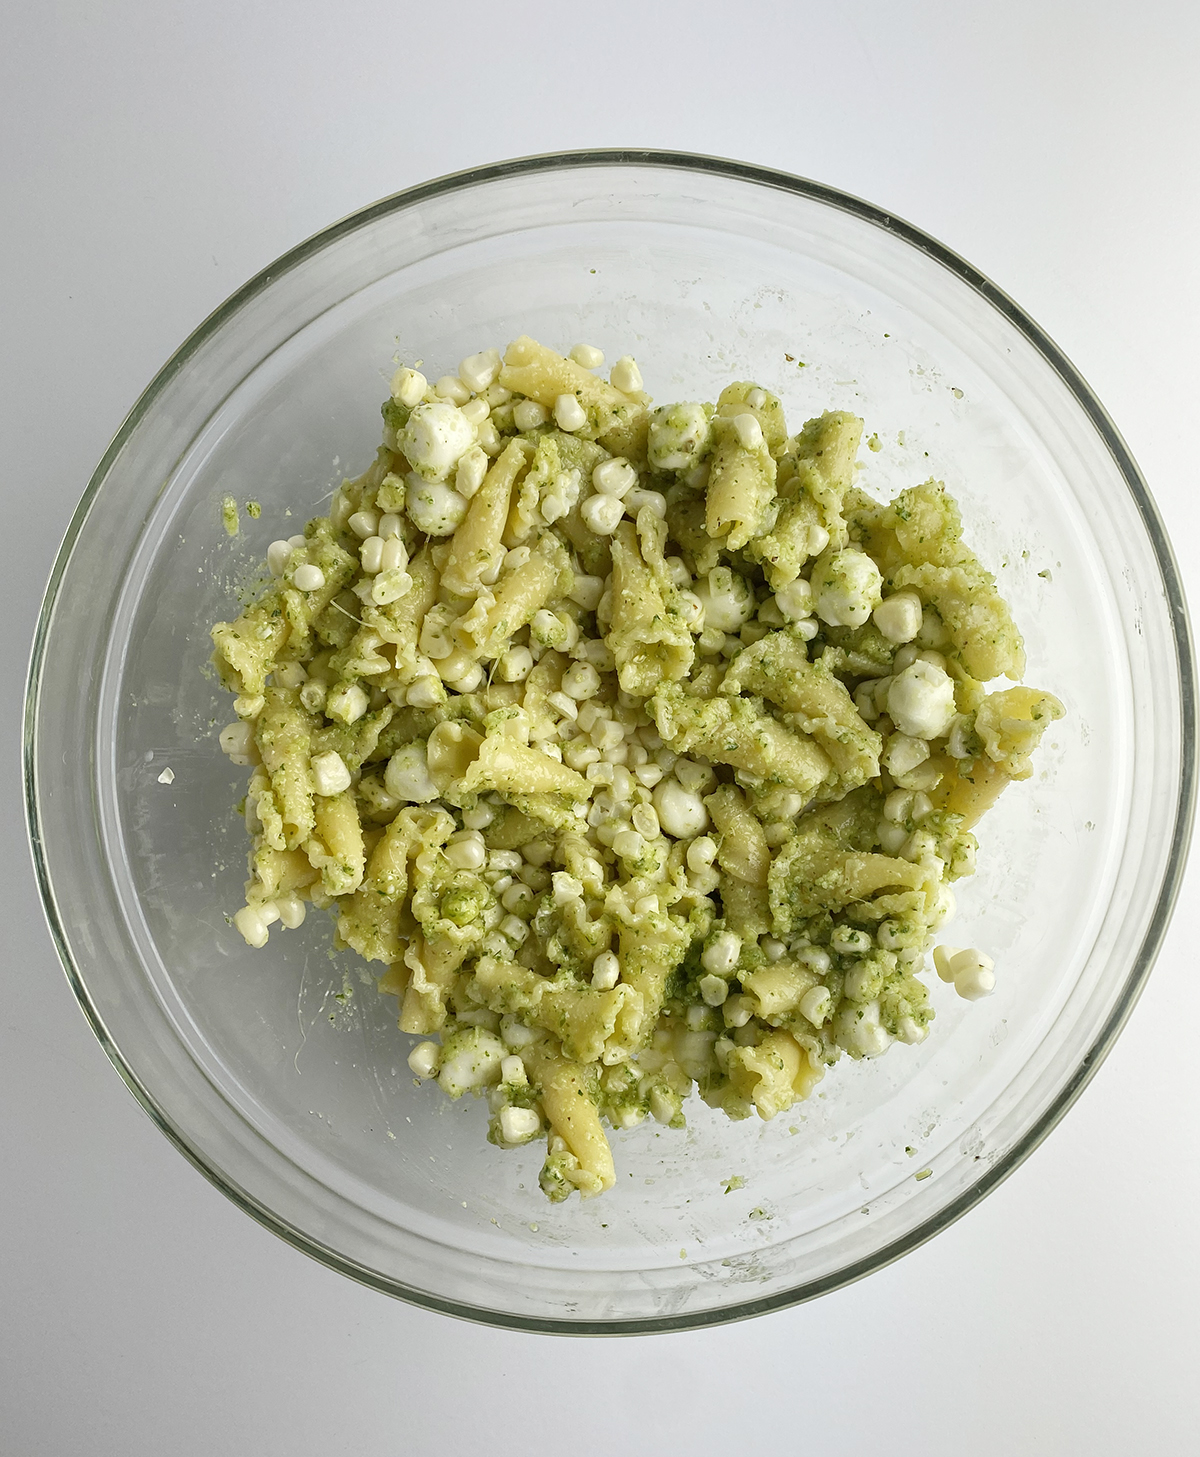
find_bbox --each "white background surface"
[3,3,1197,1453]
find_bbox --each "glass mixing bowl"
[25,151,1196,1333]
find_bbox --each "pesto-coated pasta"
[211,335,1063,1201]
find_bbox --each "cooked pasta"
[210,337,1063,1201]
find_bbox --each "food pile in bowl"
[210,334,1063,1203]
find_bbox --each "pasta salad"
[211,336,1062,1201]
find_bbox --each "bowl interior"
[33,158,1190,1329]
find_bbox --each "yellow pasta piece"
[211,592,290,697]
[462,733,590,800]
[651,683,833,798]
[254,687,317,850]
[704,386,780,552]
[499,335,645,447]
[528,1054,615,1196]
[722,631,881,792]
[749,410,862,588]
[741,961,818,1022]
[456,537,572,659]
[305,791,365,896]
[606,520,695,694]
[441,438,529,594]
[727,1031,823,1119]
[705,783,770,886]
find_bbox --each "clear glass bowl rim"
[23,148,1198,1334]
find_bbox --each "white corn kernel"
[267,540,293,577]
[326,682,369,724]
[796,945,832,975]
[391,366,427,408]
[686,835,717,871]
[408,1041,441,1079]
[949,947,996,1001]
[835,999,892,1057]
[624,486,667,519]
[854,681,880,721]
[882,733,931,777]
[551,871,583,904]
[310,750,352,797]
[458,348,502,393]
[553,393,588,432]
[612,829,647,861]
[385,743,439,803]
[406,675,444,708]
[458,397,490,427]
[379,537,407,573]
[233,906,269,949]
[761,936,787,962]
[702,931,742,975]
[896,1016,928,1045]
[445,830,487,871]
[581,493,625,535]
[873,590,923,644]
[610,355,642,392]
[591,949,620,990]
[497,645,534,682]
[219,721,255,762]
[377,512,402,540]
[635,763,663,788]
[299,681,326,714]
[723,994,754,1029]
[569,343,605,369]
[372,567,413,605]
[274,662,306,691]
[677,591,705,629]
[831,925,873,956]
[434,374,471,405]
[799,986,832,1027]
[591,457,637,497]
[774,578,814,622]
[732,412,764,450]
[274,893,306,930]
[501,914,529,945]
[462,802,495,831]
[499,1105,542,1144]
[513,398,550,431]
[444,659,484,693]
[673,758,715,794]
[699,974,729,1007]
[347,509,380,539]
[293,563,325,593]
[568,573,605,611]
[500,1054,528,1086]
[631,803,660,839]
[455,445,489,500]
[932,944,966,982]
[653,780,709,839]
[501,882,535,915]
[561,661,600,700]
[360,536,384,574]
